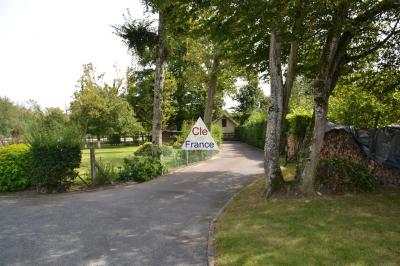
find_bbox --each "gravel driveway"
[0,142,263,266]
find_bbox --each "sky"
[0,0,145,110]
[0,0,269,111]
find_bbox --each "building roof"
[214,111,239,126]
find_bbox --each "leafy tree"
[329,70,400,128]
[70,63,141,147]
[0,97,37,142]
[297,0,400,195]
[233,83,269,125]
[115,1,177,147]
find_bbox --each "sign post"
[182,117,219,152]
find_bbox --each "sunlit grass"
[215,177,400,266]
[78,146,139,175]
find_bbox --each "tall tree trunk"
[264,29,285,198]
[152,11,167,147]
[203,55,220,130]
[264,3,305,197]
[298,30,351,195]
[282,2,305,119]
[280,2,306,155]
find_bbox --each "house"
[214,111,239,140]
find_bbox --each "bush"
[134,142,174,157]
[0,144,32,192]
[237,111,266,148]
[94,160,119,185]
[119,156,164,182]
[317,156,378,193]
[286,110,313,138]
[211,124,223,145]
[29,125,82,193]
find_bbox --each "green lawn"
[79,146,139,175]
[214,177,400,266]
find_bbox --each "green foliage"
[134,142,174,157]
[70,63,142,138]
[113,17,158,65]
[317,157,378,193]
[119,156,164,182]
[0,144,32,192]
[29,126,82,193]
[125,68,176,132]
[286,110,313,138]
[175,121,192,145]
[211,124,223,145]
[233,83,269,124]
[237,111,267,149]
[0,97,40,141]
[94,161,119,185]
[109,134,121,145]
[329,72,400,128]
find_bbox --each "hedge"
[31,141,82,193]
[0,144,32,192]
[237,111,266,149]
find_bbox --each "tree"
[298,0,400,195]
[70,63,141,147]
[329,69,400,128]
[186,0,306,197]
[233,83,268,125]
[115,1,176,148]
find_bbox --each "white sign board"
[181,117,219,150]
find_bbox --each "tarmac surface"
[0,142,264,266]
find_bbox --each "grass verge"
[214,177,400,266]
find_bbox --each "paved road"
[0,142,263,266]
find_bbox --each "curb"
[207,177,256,266]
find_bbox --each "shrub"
[0,144,32,192]
[29,125,82,193]
[317,156,378,193]
[237,111,266,149]
[211,124,223,145]
[134,142,174,157]
[119,156,164,182]
[286,110,313,138]
[94,160,119,185]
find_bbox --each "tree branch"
[345,21,399,62]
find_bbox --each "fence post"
[90,146,97,186]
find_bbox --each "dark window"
[222,118,227,127]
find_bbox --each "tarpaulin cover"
[326,122,400,170]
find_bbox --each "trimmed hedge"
[237,111,266,149]
[31,141,81,193]
[286,111,312,138]
[0,144,32,192]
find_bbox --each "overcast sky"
[0,0,146,110]
[0,0,269,110]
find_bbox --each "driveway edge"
[207,176,256,266]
